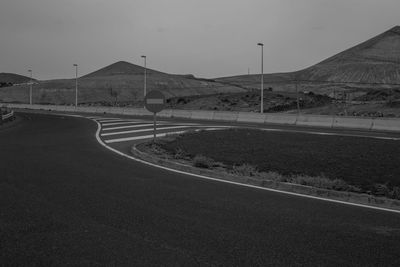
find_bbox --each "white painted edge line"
[101,125,191,137]
[90,120,400,214]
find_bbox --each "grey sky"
[1,0,399,80]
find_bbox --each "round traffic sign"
[144,90,166,113]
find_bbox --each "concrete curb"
[131,144,400,212]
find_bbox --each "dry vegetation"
[154,128,400,199]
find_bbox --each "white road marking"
[101,125,191,137]
[97,119,129,123]
[89,117,120,120]
[104,131,187,143]
[99,119,144,123]
[103,127,226,143]
[195,125,230,128]
[102,123,155,131]
[102,121,151,126]
[90,120,400,214]
[102,123,202,131]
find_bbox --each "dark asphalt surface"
[1,112,400,266]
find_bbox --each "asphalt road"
[1,112,400,266]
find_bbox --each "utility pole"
[296,82,300,114]
[257,43,264,113]
[73,64,78,107]
[28,69,32,105]
[141,55,147,106]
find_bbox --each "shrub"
[287,175,355,192]
[389,186,400,200]
[373,183,391,197]
[232,164,258,177]
[372,184,400,200]
[148,143,165,155]
[179,129,198,137]
[174,147,188,160]
[259,171,286,182]
[193,155,214,168]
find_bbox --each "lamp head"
[257,43,264,46]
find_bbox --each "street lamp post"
[28,69,32,105]
[73,64,78,107]
[141,55,147,105]
[257,43,264,113]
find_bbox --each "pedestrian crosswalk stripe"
[101,125,190,137]
[99,119,143,123]
[102,121,148,126]
[104,131,188,143]
[98,119,130,123]
[102,123,155,131]
[94,117,121,121]
[102,123,199,131]
[86,116,112,119]
[103,127,229,143]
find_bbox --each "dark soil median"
[155,128,400,200]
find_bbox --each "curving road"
[1,112,400,266]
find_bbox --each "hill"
[0,73,35,85]
[83,61,166,78]
[0,61,245,105]
[216,26,400,93]
[174,26,400,117]
[296,26,400,84]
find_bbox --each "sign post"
[144,90,166,142]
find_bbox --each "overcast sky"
[1,0,399,80]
